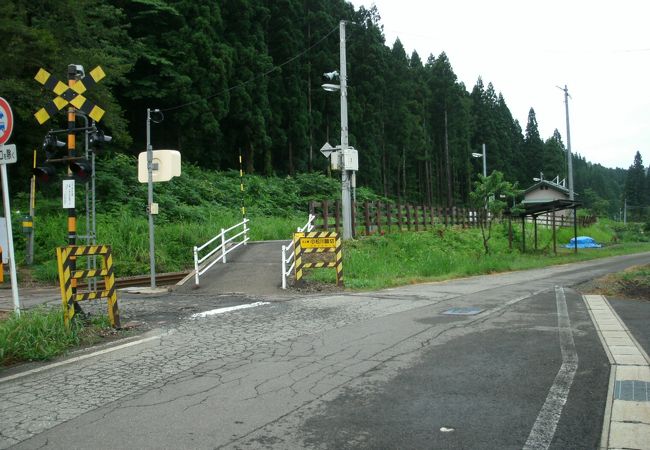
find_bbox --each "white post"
[340,20,352,240]
[281,245,287,290]
[193,246,200,286]
[244,219,248,245]
[1,164,20,315]
[221,228,227,263]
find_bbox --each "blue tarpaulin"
[565,236,602,248]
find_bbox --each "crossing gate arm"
[193,218,250,286]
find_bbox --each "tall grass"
[0,308,105,365]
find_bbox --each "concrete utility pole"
[339,20,352,240]
[481,143,487,178]
[559,85,574,200]
[146,108,157,288]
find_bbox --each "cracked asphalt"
[1,252,649,449]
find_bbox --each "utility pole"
[481,143,487,178]
[624,198,627,224]
[146,108,157,288]
[559,85,574,200]
[339,20,352,240]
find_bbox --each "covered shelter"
[507,199,581,254]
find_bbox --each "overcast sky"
[349,0,649,170]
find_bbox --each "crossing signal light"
[33,165,57,185]
[89,129,112,152]
[42,134,65,159]
[69,159,92,183]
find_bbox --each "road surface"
[1,252,649,449]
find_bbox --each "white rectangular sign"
[0,218,8,264]
[0,144,17,164]
[62,179,75,209]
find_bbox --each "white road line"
[190,301,270,318]
[523,286,578,450]
[0,333,168,384]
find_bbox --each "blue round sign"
[0,97,13,145]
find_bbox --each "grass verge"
[303,225,650,290]
[0,308,113,367]
[583,264,650,299]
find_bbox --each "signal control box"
[330,147,358,171]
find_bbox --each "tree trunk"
[247,142,254,174]
[306,16,313,172]
[444,108,452,207]
[288,141,294,176]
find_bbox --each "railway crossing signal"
[33,66,106,125]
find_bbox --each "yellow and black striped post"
[66,65,80,312]
[293,231,343,286]
[56,244,120,328]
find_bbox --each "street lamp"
[472,143,487,178]
[322,21,354,240]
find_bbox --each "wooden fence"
[308,200,595,237]
[527,213,596,228]
[309,200,485,236]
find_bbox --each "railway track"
[80,271,191,290]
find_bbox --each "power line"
[160,24,340,113]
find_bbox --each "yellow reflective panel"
[70,95,86,109]
[90,66,106,82]
[53,81,68,96]
[34,108,50,125]
[34,68,50,85]
[53,96,68,110]
[71,81,87,95]
[89,106,105,122]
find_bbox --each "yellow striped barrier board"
[56,244,120,328]
[294,231,343,286]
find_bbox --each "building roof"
[523,179,570,196]
[509,199,582,217]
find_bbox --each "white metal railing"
[281,214,315,289]
[193,218,250,286]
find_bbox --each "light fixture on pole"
[471,143,487,178]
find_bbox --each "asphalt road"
[1,252,649,449]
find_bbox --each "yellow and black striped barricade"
[294,231,343,286]
[56,245,120,328]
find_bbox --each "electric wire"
[159,24,340,113]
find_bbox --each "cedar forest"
[1,0,646,219]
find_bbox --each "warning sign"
[293,231,343,286]
[300,237,336,249]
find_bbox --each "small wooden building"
[523,179,572,221]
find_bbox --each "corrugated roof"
[523,180,570,196]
